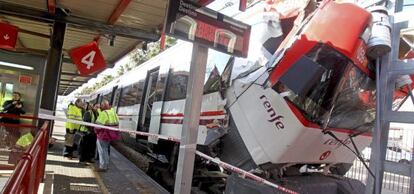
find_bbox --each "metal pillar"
[365,0,414,193]
[40,20,66,113]
[174,43,208,194]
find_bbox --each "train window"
[165,71,189,101]
[112,88,121,108]
[274,43,375,132]
[119,81,145,107]
[103,92,112,102]
[155,71,168,101]
[203,66,221,94]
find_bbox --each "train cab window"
[165,71,189,101]
[274,43,376,132]
[119,82,144,107]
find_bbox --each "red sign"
[69,41,106,76]
[19,75,32,85]
[0,23,18,49]
[319,150,331,160]
[404,50,414,59]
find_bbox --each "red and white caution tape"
[196,151,298,194]
[38,112,180,142]
[38,110,298,194]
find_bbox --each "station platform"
[40,115,168,194]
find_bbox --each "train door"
[138,68,159,132]
[147,64,170,141]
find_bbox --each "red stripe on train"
[161,110,225,117]
[286,101,372,137]
[161,118,225,126]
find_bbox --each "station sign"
[0,23,18,49]
[165,0,251,57]
[69,41,106,76]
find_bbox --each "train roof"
[118,41,194,87]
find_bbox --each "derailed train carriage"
[87,1,406,193]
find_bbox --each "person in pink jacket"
[94,100,120,172]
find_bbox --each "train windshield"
[273,44,376,132]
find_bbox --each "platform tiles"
[40,122,168,194]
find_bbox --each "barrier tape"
[38,111,298,194]
[196,151,298,194]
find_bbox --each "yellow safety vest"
[65,104,83,133]
[96,108,119,126]
[16,132,34,148]
[79,110,95,132]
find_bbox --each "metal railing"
[346,128,413,193]
[1,120,49,194]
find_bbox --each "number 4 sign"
[69,41,106,76]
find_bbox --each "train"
[80,1,402,193]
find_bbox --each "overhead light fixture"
[0,61,34,70]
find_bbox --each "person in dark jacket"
[78,102,97,163]
[0,92,25,147]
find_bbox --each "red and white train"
[83,1,402,193]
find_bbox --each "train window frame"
[112,87,122,110]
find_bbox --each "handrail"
[0,113,39,120]
[0,123,38,128]
[1,121,50,194]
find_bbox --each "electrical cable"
[323,130,375,178]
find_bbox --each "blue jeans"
[96,140,110,169]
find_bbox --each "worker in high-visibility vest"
[63,99,83,159]
[94,100,120,172]
[78,102,97,163]
[8,129,33,164]
[15,131,33,149]
[0,92,26,147]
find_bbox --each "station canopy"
[0,0,167,95]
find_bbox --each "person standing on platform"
[94,100,120,172]
[92,103,101,160]
[0,92,25,147]
[78,102,97,164]
[63,99,83,159]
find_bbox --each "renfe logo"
[260,95,284,130]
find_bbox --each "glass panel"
[3,83,13,105]
[165,71,189,101]
[203,66,221,94]
[118,81,145,107]
[103,93,112,103]
[112,88,121,109]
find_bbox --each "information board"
[165,0,251,57]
